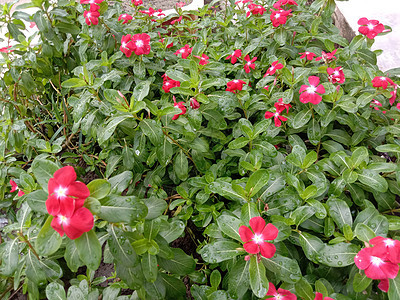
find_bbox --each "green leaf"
[299,185,318,200]
[144,273,166,299]
[286,145,306,168]
[142,252,158,282]
[209,181,247,203]
[156,138,173,166]
[202,109,227,130]
[389,275,400,300]
[115,263,144,290]
[132,80,151,102]
[108,225,137,267]
[228,137,250,149]
[249,255,269,298]
[160,273,187,299]
[75,230,102,270]
[353,272,372,293]
[36,215,62,256]
[174,150,189,181]
[326,198,353,230]
[302,151,318,169]
[61,78,87,88]
[354,223,376,242]
[241,202,260,225]
[376,144,400,154]
[228,260,250,299]
[140,119,164,146]
[216,214,243,242]
[65,239,82,272]
[290,109,312,129]
[262,254,301,284]
[292,205,316,225]
[200,241,241,263]
[98,195,148,223]
[25,250,46,285]
[87,179,110,200]
[358,170,388,192]
[166,69,191,82]
[245,169,269,197]
[0,239,19,276]
[46,282,67,300]
[144,197,168,220]
[274,27,287,46]
[159,220,185,243]
[158,248,196,276]
[98,115,133,145]
[351,147,369,168]
[298,232,324,263]
[387,215,400,231]
[349,35,364,52]
[295,277,314,300]
[318,242,360,267]
[32,158,59,191]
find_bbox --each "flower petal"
[64,207,94,239]
[259,242,276,258]
[316,84,325,94]
[46,194,61,216]
[53,166,77,187]
[249,216,266,234]
[239,225,254,242]
[262,223,279,240]
[243,241,259,254]
[68,181,90,199]
[266,282,277,296]
[308,76,320,86]
[51,216,65,237]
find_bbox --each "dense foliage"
[1,0,400,299]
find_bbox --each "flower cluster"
[354,236,400,292]
[46,166,94,239]
[174,44,193,59]
[9,179,25,196]
[265,98,291,127]
[224,48,257,73]
[358,17,385,39]
[120,33,151,57]
[172,96,187,120]
[371,76,399,108]
[239,216,278,259]
[270,8,292,27]
[299,76,326,105]
[226,79,247,93]
[118,13,133,24]
[162,74,181,93]
[327,67,345,84]
[81,0,103,26]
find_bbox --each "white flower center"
[274,112,280,117]
[333,71,339,76]
[87,12,92,18]
[384,239,395,247]
[122,42,127,48]
[380,77,387,81]
[253,234,264,244]
[59,215,69,224]
[165,82,170,86]
[306,51,310,54]
[135,150,140,155]
[136,40,144,47]
[247,62,252,65]
[307,85,317,94]
[276,13,281,18]
[269,66,274,71]
[55,186,67,198]
[179,49,185,53]
[367,23,375,30]
[233,80,239,83]
[276,295,282,300]
[370,256,384,266]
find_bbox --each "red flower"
[163,79,181,93]
[139,7,165,17]
[354,247,399,280]
[265,100,290,127]
[172,96,187,120]
[299,51,316,61]
[45,166,90,218]
[120,34,134,57]
[273,0,298,9]
[358,17,385,39]
[389,88,397,105]
[162,74,172,82]
[378,279,389,293]
[226,49,242,64]
[29,22,36,28]
[327,67,345,84]
[190,97,200,109]
[194,54,210,65]
[243,55,257,73]
[314,292,334,300]
[315,49,337,62]
[370,236,400,264]
[51,206,94,239]
[246,3,266,17]
[80,0,103,4]
[239,216,278,258]
[131,33,151,55]
[270,9,291,27]
[226,79,246,93]
[370,99,382,111]
[131,0,143,5]
[0,46,13,53]
[118,14,133,24]
[174,44,192,59]
[171,15,183,25]
[9,180,25,196]
[299,76,325,105]
[372,76,395,90]
[83,8,100,26]
[266,282,297,300]
[264,60,283,76]
[176,2,186,8]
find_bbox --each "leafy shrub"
[1,0,400,299]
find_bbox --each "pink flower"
[190,98,200,109]
[264,99,290,127]
[354,247,399,280]
[370,236,400,264]
[51,206,94,240]
[389,88,397,105]
[246,3,266,17]
[243,55,257,73]
[299,76,325,105]
[273,0,298,9]
[270,9,291,27]
[378,279,389,293]
[370,99,382,110]
[264,60,284,76]
[140,7,165,17]
[45,166,90,218]
[83,8,100,26]
[358,17,385,39]
[131,33,151,55]
[239,217,278,258]
[171,15,183,25]
[314,292,334,300]
[176,1,186,7]
[315,49,337,62]
[172,96,187,120]
[131,0,143,5]
[9,180,25,196]
[120,34,134,57]
[194,54,209,65]
[226,49,242,64]
[80,0,103,4]
[29,22,36,28]
[226,79,246,93]
[0,46,12,53]
[299,51,316,61]
[118,14,133,24]
[163,79,181,93]
[372,76,395,90]
[327,67,345,84]
[266,282,297,300]
[174,44,192,59]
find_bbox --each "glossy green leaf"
[262,254,301,284]
[158,248,196,276]
[46,282,66,300]
[353,272,372,293]
[318,242,360,267]
[36,215,62,256]
[326,198,353,230]
[75,230,102,270]
[98,195,148,223]
[245,169,269,197]
[87,179,111,200]
[32,158,59,191]
[142,252,158,282]
[295,277,314,300]
[108,225,137,267]
[200,241,242,263]
[358,170,388,193]
[249,255,269,298]
[216,214,243,242]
